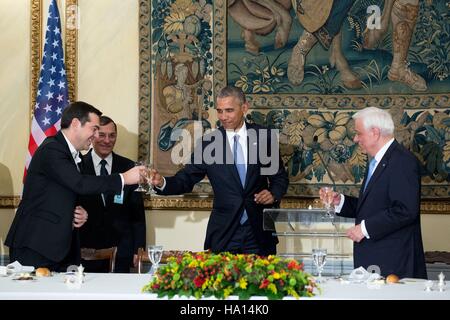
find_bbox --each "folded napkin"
[6,261,35,274]
[348,266,381,283]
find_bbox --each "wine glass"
[134,161,149,192]
[147,245,163,276]
[312,248,327,283]
[145,163,157,196]
[321,186,335,218]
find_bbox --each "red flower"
[193,276,206,288]
[259,279,270,289]
[287,260,301,270]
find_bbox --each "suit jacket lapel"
[244,123,258,190]
[357,140,398,212]
[55,131,79,171]
[84,150,107,207]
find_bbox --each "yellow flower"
[238,277,248,289]
[223,286,233,299]
[267,283,278,294]
[273,272,281,280]
[188,260,198,268]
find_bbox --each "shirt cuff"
[334,194,345,213]
[156,177,166,191]
[119,173,125,190]
[361,220,370,239]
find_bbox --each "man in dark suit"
[321,107,427,279]
[150,86,289,256]
[78,116,146,273]
[5,102,143,271]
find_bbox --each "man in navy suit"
[321,107,427,279]
[5,102,143,271]
[78,116,146,273]
[150,86,289,256]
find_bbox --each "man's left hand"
[73,205,88,228]
[254,190,275,205]
[346,224,364,242]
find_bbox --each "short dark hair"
[60,101,102,129]
[99,115,117,132]
[217,86,246,105]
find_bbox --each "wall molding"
[1,195,448,214]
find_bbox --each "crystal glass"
[321,186,335,218]
[147,245,163,275]
[134,161,149,192]
[312,248,327,283]
[145,162,157,196]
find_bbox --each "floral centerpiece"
[142,251,318,299]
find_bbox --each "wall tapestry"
[139,0,449,199]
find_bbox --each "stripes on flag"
[25,0,69,181]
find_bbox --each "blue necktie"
[234,134,248,224]
[363,158,377,192]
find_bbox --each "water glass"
[147,245,163,275]
[312,248,327,283]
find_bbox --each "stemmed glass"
[145,163,157,196]
[134,161,149,192]
[312,248,327,283]
[147,245,163,276]
[321,186,335,218]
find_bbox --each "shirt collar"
[373,138,395,163]
[61,131,80,163]
[225,122,247,140]
[91,150,113,167]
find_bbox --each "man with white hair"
[321,107,427,279]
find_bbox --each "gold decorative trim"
[138,0,151,162]
[30,0,42,120]
[0,196,21,209]
[65,0,78,103]
[143,195,450,215]
[1,195,448,214]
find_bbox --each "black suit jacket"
[158,123,289,255]
[5,131,123,263]
[78,151,146,260]
[339,140,427,278]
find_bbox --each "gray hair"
[352,107,394,136]
[217,86,246,105]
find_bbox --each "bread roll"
[35,267,51,277]
[386,274,399,284]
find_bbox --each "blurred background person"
[78,116,146,273]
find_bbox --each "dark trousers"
[224,221,261,255]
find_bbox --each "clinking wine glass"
[147,245,163,275]
[134,161,149,192]
[322,186,335,218]
[145,163,157,196]
[312,248,327,283]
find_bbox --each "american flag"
[25,0,69,179]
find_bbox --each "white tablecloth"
[0,273,448,300]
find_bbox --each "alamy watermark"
[169,121,281,175]
[366,5,381,30]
